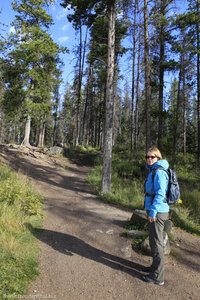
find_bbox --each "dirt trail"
[1,146,200,300]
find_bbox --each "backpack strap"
[150,166,169,203]
[152,166,168,178]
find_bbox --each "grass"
[86,148,200,236]
[64,145,100,166]
[1,145,199,297]
[170,206,200,235]
[0,163,43,299]
[88,166,144,210]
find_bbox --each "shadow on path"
[2,150,92,195]
[26,224,145,281]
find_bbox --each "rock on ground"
[0,144,200,300]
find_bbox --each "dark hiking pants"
[148,213,169,283]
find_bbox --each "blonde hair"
[147,146,162,160]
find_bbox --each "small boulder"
[130,209,147,228]
[48,146,63,155]
[141,232,171,255]
[127,229,148,238]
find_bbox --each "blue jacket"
[144,159,169,218]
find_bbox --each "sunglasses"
[146,156,157,159]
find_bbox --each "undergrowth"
[0,163,43,298]
[2,145,198,297]
[86,147,200,236]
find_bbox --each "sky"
[0,0,188,102]
[0,0,78,98]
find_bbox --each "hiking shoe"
[142,275,164,286]
[140,266,153,272]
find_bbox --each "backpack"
[152,167,180,205]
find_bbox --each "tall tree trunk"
[0,112,3,144]
[75,24,88,146]
[21,115,31,147]
[158,46,164,149]
[81,63,93,145]
[197,0,200,160]
[144,0,151,151]
[37,119,46,148]
[134,32,141,150]
[53,86,59,146]
[157,0,173,150]
[101,0,116,193]
[130,0,138,152]
[172,58,183,165]
[182,67,187,154]
[75,24,83,146]
[112,70,119,147]
[157,1,166,150]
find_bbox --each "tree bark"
[130,0,138,152]
[75,24,88,146]
[37,119,46,148]
[134,32,141,150]
[101,0,116,193]
[172,57,183,165]
[53,86,59,146]
[196,0,200,160]
[21,115,31,147]
[82,63,94,145]
[157,1,165,150]
[144,0,151,151]
[75,24,83,146]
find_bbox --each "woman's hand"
[148,217,157,222]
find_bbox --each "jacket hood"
[146,159,169,171]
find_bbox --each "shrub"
[0,166,43,216]
[88,149,200,234]
[181,190,200,223]
[0,163,43,298]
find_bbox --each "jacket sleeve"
[149,169,169,218]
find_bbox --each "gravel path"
[2,146,200,300]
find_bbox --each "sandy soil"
[1,145,200,300]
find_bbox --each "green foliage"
[131,235,147,253]
[0,162,43,298]
[1,0,64,146]
[125,219,147,231]
[100,177,144,209]
[0,165,43,216]
[112,159,144,180]
[88,148,200,235]
[64,145,101,166]
[88,154,143,209]
[175,152,196,168]
[73,145,100,153]
[87,165,102,192]
[1,59,26,117]
[181,190,200,224]
[174,153,199,191]
[170,207,200,236]
[163,152,200,234]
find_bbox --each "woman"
[143,146,169,286]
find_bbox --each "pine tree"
[2,0,62,147]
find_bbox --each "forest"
[0,0,200,193]
[0,1,200,297]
